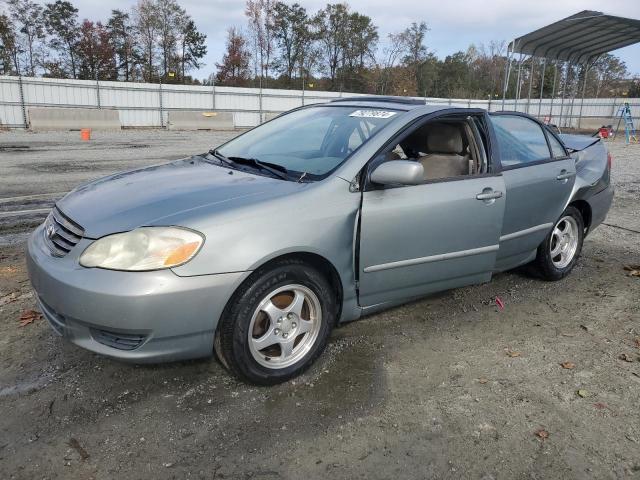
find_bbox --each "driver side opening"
[376,115,488,182]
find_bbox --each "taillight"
[607,152,612,170]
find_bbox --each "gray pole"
[558,62,569,129]
[17,74,28,129]
[549,63,558,123]
[259,74,263,123]
[501,43,513,110]
[158,79,164,128]
[537,58,546,118]
[301,71,305,106]
[568,65,579,129]
[577,63,589,130]
[514,53,524,110]
[95,77,101,109]
[212,77,216,110]
[526,57,535,114]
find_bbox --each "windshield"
[216,106,399,179]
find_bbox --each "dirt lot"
[0,130,639,480]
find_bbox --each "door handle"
[476,190,503,201]
[556,170,574,181]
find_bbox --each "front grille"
[43,207,84,257]
[90,328,147,351]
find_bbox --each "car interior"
[374,116,487,183]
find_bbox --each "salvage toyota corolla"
[27,97,613,385]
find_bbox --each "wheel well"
[569,200,592,232]
[254,252,344,320]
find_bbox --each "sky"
[69,0,640,79]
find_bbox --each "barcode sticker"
[349,110,397,119]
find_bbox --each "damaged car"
[27,97,613,384]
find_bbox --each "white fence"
[0,75,638,130]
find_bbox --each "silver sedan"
[27,98,613,384]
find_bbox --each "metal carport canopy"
[510,10,640,64]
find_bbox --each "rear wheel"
[215,259,336,385]
[532,206,584,281]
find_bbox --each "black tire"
[214,259,336,385]
[532,206,584,281]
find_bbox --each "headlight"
[79,227,204,271]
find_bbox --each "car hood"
[57,156,305,238]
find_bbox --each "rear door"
[489,114,576,269]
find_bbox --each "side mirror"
[370,160,424,186]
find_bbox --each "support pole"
[568,66,578,129]
[537,58,546,119]
[577,62,590,130]
[212,77,216,110]
[501,43,513,110]
[558,62,568,129]
[514,53,524,110]
[158,79,164,128]
[17,74,27,129]
[259,75,263,124]
[549,63,558,123]
[301,71,305,106]
[526,57,535,114]
[95,78,101,109]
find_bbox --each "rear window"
[491,115,551,167]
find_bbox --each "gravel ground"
[0,130,639,480]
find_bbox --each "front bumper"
[26,224,249,363]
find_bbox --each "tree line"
[0,0,637,97]
[0,0,207,83]
[215,1,639,98]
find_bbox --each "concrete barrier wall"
[1,76,638,129]
[167,111,234,130]
[264,112,281,122]
[28,107,121,131]
[578,116,617,131]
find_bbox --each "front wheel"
[532,206,584,281]
[214,259,336,385]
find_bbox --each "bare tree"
[156,0,186,79]
[272,2,309,87]
[313,4,377,91]
[401,21,429,94]
[245,0,276,86]
[7,0,45,76]
[313,3,350,89]
[376,31,409,94]
[134,0,159,82]
[107,10,138,82]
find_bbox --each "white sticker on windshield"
[349,110,397,119]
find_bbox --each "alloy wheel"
[550,215,579,269]
[248,284,322,369]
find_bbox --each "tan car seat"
[418,124,468,180]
